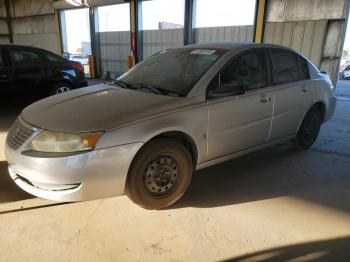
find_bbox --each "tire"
[51,82,72,95]
[125,138,193,209]
[294,108,322,150]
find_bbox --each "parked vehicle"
[0,44,88,105]
[339,65,350,80]
[70,54,89,65]
[5,43,336,209]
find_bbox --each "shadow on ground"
[0,161,34,204]
[224,236,350,262]
[171,144,350,212]
[0,106,23,131]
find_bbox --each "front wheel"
[125,138,193,209]
[294,108,322,149]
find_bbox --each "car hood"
[21,84,197,132]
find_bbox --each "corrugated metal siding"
[0,19,8,34]
[13,33,59,53]
[143,29,184,58]
[264,20,327,67]
[195,25,254,43]
[0,0,6,17]
[10,12,60,54]
[11,0,54,17]
[12,15,56,34]
[0,35,10,43]
[99,31,131,77]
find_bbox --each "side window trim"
[297,55,310,80]
[207,48,270,97]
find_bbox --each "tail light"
[73,62,84,73]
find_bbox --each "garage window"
[270,49,299,84]
[11,49,44,66]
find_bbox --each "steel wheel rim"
[143,155,178,196]
[302,117,318,143]
[56,86,70,94]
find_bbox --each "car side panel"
[269,80,314,140]
[96,96,208,165]
[206,89,274,160]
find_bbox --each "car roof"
[0,43,51,52]
[180,42,294,51]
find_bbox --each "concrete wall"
[264,0,350,84]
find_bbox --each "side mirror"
[208,84,245,98]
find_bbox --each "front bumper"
[5,141,143,202]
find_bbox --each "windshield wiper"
[109,80,132,89]
[132,84,181,97]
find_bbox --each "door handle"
[301,86,308,92]
[260,96,272,103]
[0,74,8,78]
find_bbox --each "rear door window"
[270,49,299,84]
[11,48,45,66]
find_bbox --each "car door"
[0,47,13,104]
[206,48,274,160]
[10,47,46,101]
[268,49,313,140]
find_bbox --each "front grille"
[6,117,36,150]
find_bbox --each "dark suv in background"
[0,44,88,106]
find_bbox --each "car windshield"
[116,48,227,96]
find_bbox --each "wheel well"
[313,102,326,121]
[148,131,198,169]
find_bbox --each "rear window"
[11,49,45,66]
[270,49,299,84]
[44,51,64,62]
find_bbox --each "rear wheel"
[294,108,322,149]
[125,138,193,209]
[51,82,72,95]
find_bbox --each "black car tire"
[125,138,193,210]
[294,108,322,150]
[51,82,72,95]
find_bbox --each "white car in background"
[70,54,89,65]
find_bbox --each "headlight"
[31,130,103,153]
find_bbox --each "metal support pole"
[254,0,267,43]
[184,0,196,45]
[4,0,13,43]
[89,6,100,78]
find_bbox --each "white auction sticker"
[190,49,216,55]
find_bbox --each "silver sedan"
[5,43,336,209]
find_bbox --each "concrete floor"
[0,81,350,261]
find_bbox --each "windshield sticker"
[190,49,216,55]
